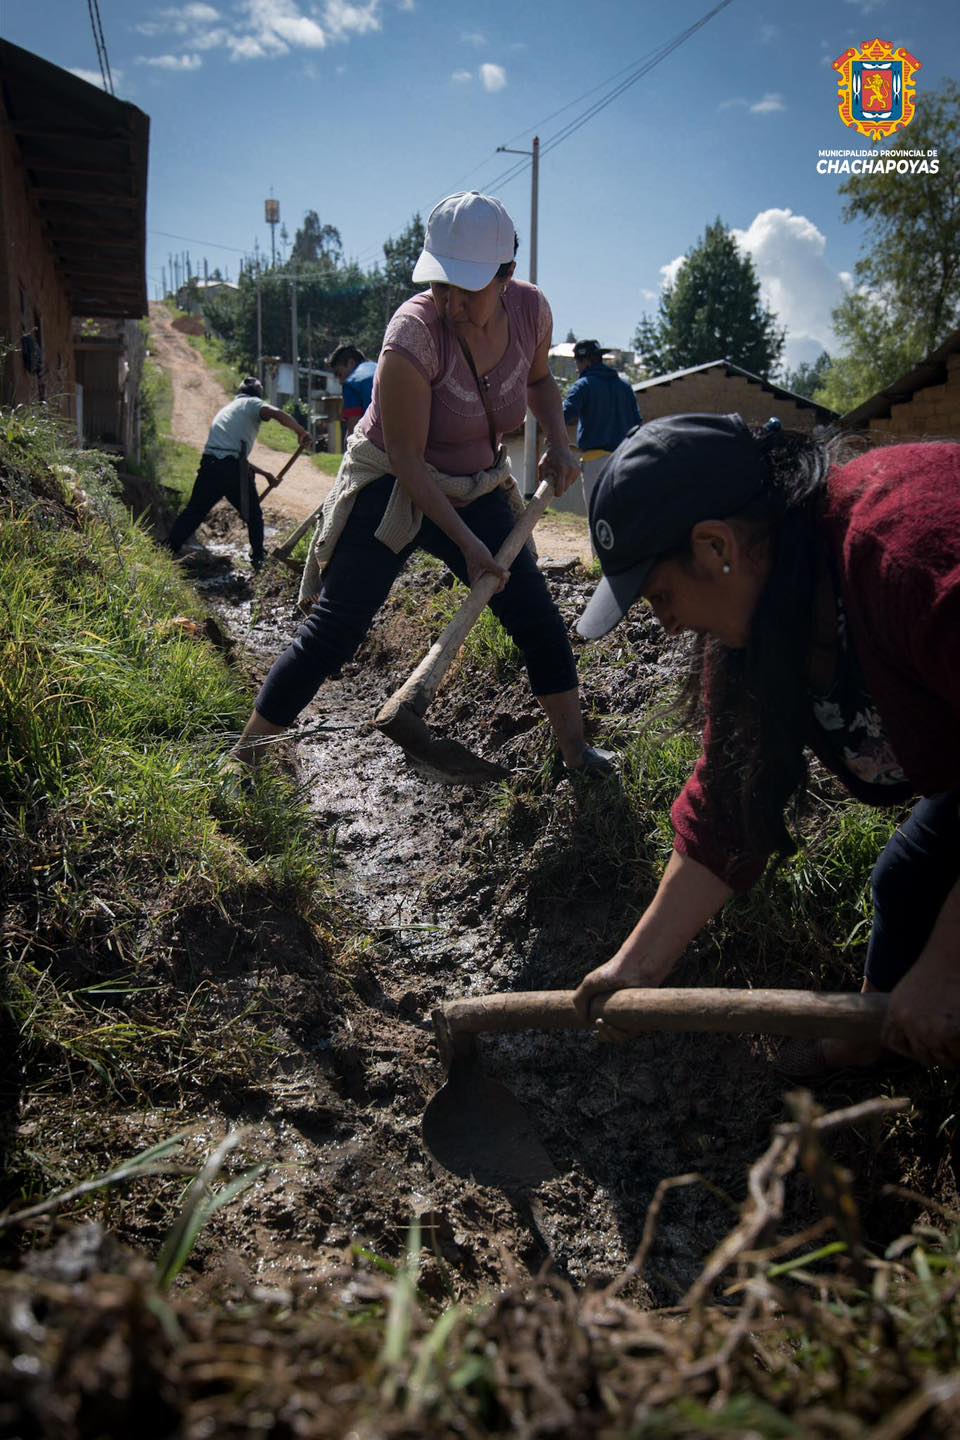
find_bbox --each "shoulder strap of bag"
[455,333,499,462]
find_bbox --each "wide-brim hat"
[412,191,516,291]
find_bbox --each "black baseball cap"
[577,413,769,640]
[572,339,604,360]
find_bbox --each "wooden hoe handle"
[376,479,555,725]
[259,438,308,499]
[436,988,890,1044]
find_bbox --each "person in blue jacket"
[328,344,378,438]
[563,339,642,516]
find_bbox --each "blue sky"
[4,0,958,368]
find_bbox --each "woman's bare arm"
[573,850,734,1019]
[378,351,508,590]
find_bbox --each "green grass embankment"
[0,404,337,1117]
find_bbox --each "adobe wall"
[0,108,76,410]
[634,370,823,431]
[865,353,960,439]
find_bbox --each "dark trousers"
[865,791,960,990]
[167,452,264,563]
[255,473,578,727]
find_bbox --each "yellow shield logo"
[833,38,921,143]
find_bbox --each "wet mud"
[86,502,957,1308]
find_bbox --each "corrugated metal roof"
[0,40,149,319]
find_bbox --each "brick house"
[633,359,836,431]
[0,40,148,456]
[842,328,960,439]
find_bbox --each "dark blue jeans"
[255,474,578,727]
[865,791,960,990]
[167,452,264,564]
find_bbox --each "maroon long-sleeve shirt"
[671,443,960,891]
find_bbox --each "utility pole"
[256,266,263,387]
[290,275,299,405]
[496,134,540,496]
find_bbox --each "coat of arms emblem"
[833,38,921,143]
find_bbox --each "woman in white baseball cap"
[234,191,614,780]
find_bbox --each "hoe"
[374,478,556,785]
[423,987,891,1191]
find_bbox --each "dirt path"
[147,302,592,565]
[148,303,333,523]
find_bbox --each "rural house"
[843,328,960,439]
[632,359,836,431]
[0,40,149,458]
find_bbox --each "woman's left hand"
[538,443,580,497]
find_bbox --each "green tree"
[290,211,343,270]
[817,81,960,413]
[813,294,921,415]
[360,214,426,347]
[634,219,784,378]
[783,350,832,400]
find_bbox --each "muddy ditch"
[111,499,952,1310]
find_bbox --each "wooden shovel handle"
[376,479,555,725]
[258,438,308,499]
[437,988,889,1043]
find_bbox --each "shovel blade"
[422,1055,557,1191]
[379,705,508,786]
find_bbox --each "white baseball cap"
[412,191,516,291]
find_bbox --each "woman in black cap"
[573,413,960,1072]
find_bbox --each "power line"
[351,0,734,268]
[85,0,114,95]
[483,0,735,195]
[150,227,247,253]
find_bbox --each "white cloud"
[719,91,786,114]
[655,210,849,367]
[138,52,204,69]
[247,0,327,48]
[461,30,486,46]
[480,62,507,92]
[750,92,785,113]
[69,66,110,87]
[641,288,658,302]
[845,0,888,11]
[193,27,230,48]
[398,0,415,9]
[758,22,778,43]
[135,4,219,35]
[732,210,848,366]
[136,0,390,66]
[324,0,381,40]
[451,69,473,83]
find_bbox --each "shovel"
[374,479,555,785]
[257,437,309,501]
[423,987,890,1192]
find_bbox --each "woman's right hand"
[463,537,510,593]
[573,948,675,1026]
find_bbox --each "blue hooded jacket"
[563,363,641,452]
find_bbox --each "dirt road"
[148,302,591,564]
[148,303,332,524]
